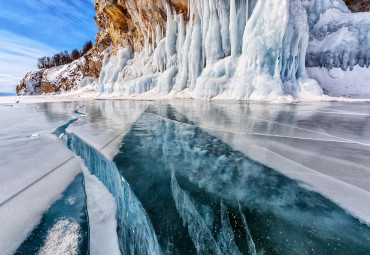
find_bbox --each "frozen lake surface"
[0,100,369,254]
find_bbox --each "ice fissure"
[97,0,323,100]
[112,105,370,254]
[40,103,370,254]
[54,117,162,255]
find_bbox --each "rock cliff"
[94,0,188,53]
[17,0,369,96]
[17,0,188,95]
[16,47,103,95]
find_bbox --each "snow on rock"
[41,59,85,93]
[16,69,45,95]
[305,5,370,70]
[16,44,104,96]
[16,59,85,95]
[344,0,370,12]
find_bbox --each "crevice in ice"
[54,114,163,255]
[127,104,370,253]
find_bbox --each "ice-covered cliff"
[17,0,370,99]
[96,0,370,100]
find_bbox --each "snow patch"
[37,219,80,255]
[307,65,370,98]
[78,158,120,255]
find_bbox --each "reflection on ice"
[114,104,370,254]
[2,100,370,254]
[169,101,370,223]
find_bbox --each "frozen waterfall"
[98,0,325,100]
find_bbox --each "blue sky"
[0,0,98,93]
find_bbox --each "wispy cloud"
[0,0,97,51]
[0,0,97,93]
[0,30,57,93]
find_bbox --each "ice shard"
[171,170,222,255]
[217,200,241,255]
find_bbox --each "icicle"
[166,3,177,58]
[177,14,186,64]
[189,13,203,90]
[236,0,247,55]
[246,0,249,22]
[230,0,238,57]
[151,27,155,51]
[144,31,149,57]
[156,24,162,46]
[175,21,191,91]
[204,0,223,64]
[217,0,231,57]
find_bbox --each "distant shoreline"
[0,93,16,97]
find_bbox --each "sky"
[0,0,98,93]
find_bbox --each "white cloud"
[0,30,57,93]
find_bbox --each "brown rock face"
[344,0,370,12]
[95,0,188,53]
[16,69,44,95]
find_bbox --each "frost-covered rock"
[94,0,370,100]
[301,0,370,97]
[16,69,45,95]
[41,59,85,93]
[17,49,103,95]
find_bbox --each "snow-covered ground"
[307,66,370,98]
[0,103,83,254]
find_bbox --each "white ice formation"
[304,0,370,70]
[97,0,329,100]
